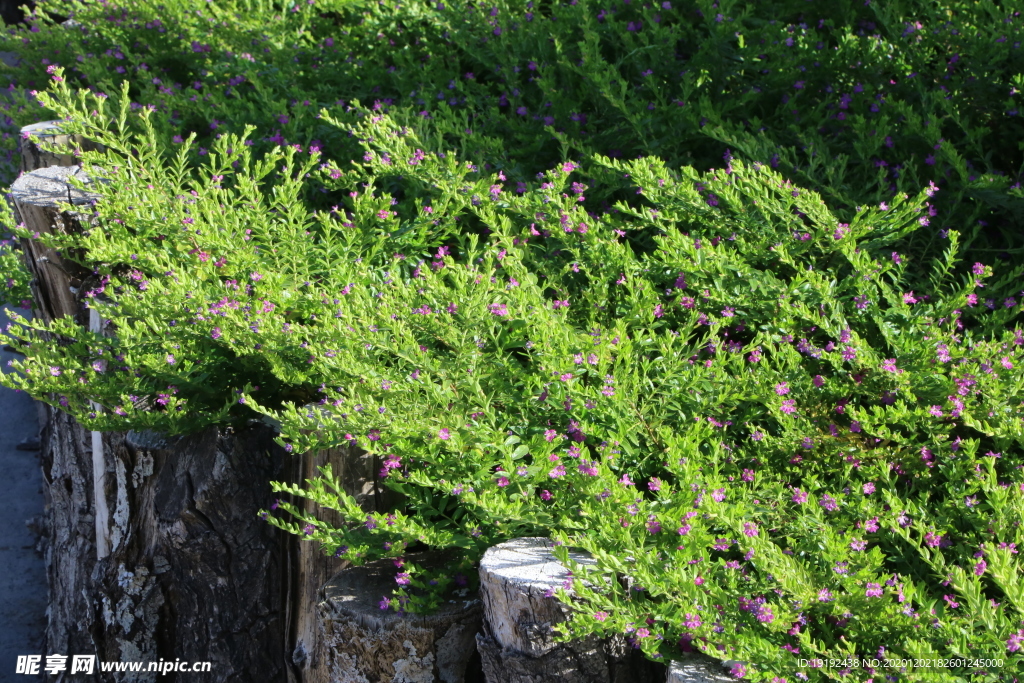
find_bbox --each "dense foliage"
[1,1,1023,680]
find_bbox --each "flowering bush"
[1,1,1023,681]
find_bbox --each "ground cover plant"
[0,0,1022,680]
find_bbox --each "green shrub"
[1,1,1023,680]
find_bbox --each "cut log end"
[10,164,102,209]
[319,547,483,683]
[476,537,666,683]
[666,657,739,683]
[477,537,596,656]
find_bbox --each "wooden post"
[14,120,105,454]
[474,537,665,683]
[317,546,484,683]
[8,163,108,563]
[20,119,106,174]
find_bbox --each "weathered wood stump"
[20,119,107,173]
[9,120,104,454]
[14,120,106,454]
[318,547,484,683]
[9,163,102,330]
[664,658,737,682]
[285,431,408,683]
[474,537,664,683]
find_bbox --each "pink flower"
[792,489,808,504]
[774,382,790,395]
[439,428,451,440]
[902,291,918,304]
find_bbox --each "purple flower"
[792,489,808,504]
[439,428,451,440]
[865,583,883,598]
[712,488,726,502]
[775,382,790,395]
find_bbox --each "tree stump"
[20,119,107,173]
[285,439,408,683]
[9,163,102,329]
[318,547,484,683]
[474,537,664,683]
[664,658,737,682]
[11,120,104,453]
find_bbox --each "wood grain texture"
[318,547,484,683]
[664,658,738,683]
[20,119,107,175]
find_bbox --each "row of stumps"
[318,537,738,683]
[7,118,741,682]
